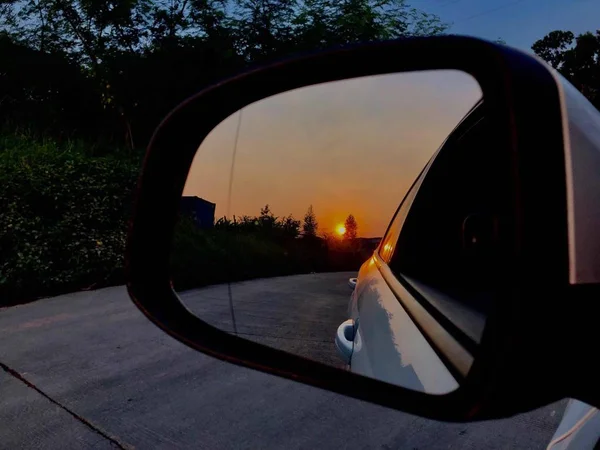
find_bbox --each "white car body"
[347,256,458,394]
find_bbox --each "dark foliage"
[171,214,375,292]
[0,0,447,149]
[0,134,140,304]
[532,29,600,110]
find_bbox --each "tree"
[279,214,301,240]
[532,30,576,69]
[532,30,600,110]
[302,205,318,237]
[0,34,103,142]
[3,0,155,148]
[260,204,275,222]
[0,0,448,147]
[343,214,358,240]
[229,0,448,63]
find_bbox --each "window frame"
[377,162,431,263]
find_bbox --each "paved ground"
[178,273,353,367]
[0,272,565,449]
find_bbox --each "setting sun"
[336,224,346,236]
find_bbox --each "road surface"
[178,273,352,367]
[0,272,565,449]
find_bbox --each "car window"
[394,116,511,291]
[378,167,429,263]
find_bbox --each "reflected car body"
[337,97,488,393]
[347,257,458,393]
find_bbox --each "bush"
[0,133,140,304]
[171,218,301,291]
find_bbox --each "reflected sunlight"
[184,70,482,237]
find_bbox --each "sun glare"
[336,224,346,236]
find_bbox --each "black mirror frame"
[126,35,586,421]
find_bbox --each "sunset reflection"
[183,70,482,237]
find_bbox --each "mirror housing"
[126,36,599,421]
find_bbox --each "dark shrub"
[0,134,140,304]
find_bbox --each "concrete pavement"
[178,273,353,367]
[0,273,565,449]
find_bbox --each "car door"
[349,102,505,394]
[348,164,460,394]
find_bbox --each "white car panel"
[348,257,459,394]
[547,400,600,450]
[554,73,600,284]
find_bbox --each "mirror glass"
[174,70,486,394]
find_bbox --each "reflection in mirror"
[173,70,483,394]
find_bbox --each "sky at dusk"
[425,0,600,52]
[183,0,598,237]
[184,71,481,237]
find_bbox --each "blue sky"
[419,0,600,52]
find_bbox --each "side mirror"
[126,36,600,421]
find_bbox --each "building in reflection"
[180,196,216,229]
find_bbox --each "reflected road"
[179,272,354,367]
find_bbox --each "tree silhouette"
[344,214,358,240]
[532,30,600,110]
[259,204,276,227]
[280,214,301,240]
[260,204,272,217]
[302,205,319,237]
[0,0,448,148]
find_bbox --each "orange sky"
[183,70,482,237]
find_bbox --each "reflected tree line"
[213,205,358,241]
[171,204,377,291]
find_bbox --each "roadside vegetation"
[171,206,374,292]
[0,133,139,304]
